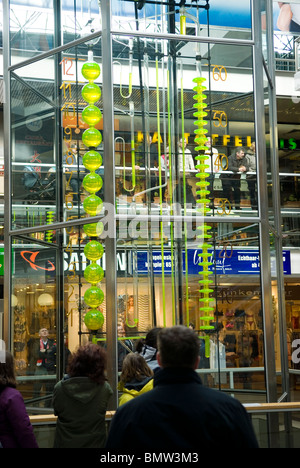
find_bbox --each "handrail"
[29,411,116,424]
[28,402,300,424]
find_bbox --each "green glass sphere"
[82,172,103,194]
[81,83,101,104]
[81,61,101,82]
[84,262,104,284]
[84,309,104,330]
[84,286,104,308]
[83,150,102,172]
[83,194,103,216]
[83,222,104,237]
[82,128,102,148]
[82,105,102,127]
[84,240,104,261]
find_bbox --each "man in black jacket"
[221,147,249,210]
[105,325,259,450]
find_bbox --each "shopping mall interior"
[1,0,300,449]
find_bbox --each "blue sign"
[137,249,291,276]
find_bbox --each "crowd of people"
[0,325,259,449]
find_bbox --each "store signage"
[14,247,291,277]
[20,251,55,272]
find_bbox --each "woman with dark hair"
[118,353,153,406]
[0,351,38,448]
[135,327,162,371]
[52,343,112,448]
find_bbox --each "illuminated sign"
[20,251,55,272]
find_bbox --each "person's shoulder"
[1,386,25,406]
[1,386,19,398]
[115,387,153,414]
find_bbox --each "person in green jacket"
[118,353,154,406]
[52,343,113,448]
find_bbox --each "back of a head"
[145,327,162,349]
[120,353,153,383]
[68,342,107,385]
[157,326,200,369]
[135,327,162,353]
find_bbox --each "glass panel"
[11,236,57,412]
[9,0,54,64]
[11,69,56,230]
[61,0,101,46]
[6,0,280,417]
[113,35,257,219]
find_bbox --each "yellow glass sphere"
[83,194,103,216]
[84,309,104,330]
[82,105,102,127]
[82,172,103,194]
[84,240,104,261]
[81,61,101,82]
[83,150,102,172]
[83,222,104,237]
[81,83,101,104]
[82,128,102,148]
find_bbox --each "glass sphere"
[84,309,104,330]
[83,222,104,237]
[83,194,103,216]
[81,83,101,104]
[82,128,102,148]
[84,240,104,261]
[84,286,104,308]
[82,105,102,127]
[82,172,103,194]
[84,262,104,284]
[81,61,101,82]
[83,150,102,172]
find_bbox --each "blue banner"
[137,249,291,276]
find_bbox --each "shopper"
[27,327,56,407]
[173,138,196,206]
[135,327,162,371]
[106,325,259,450]
[118,353,154,406]
[221,147,249,210]
[52,343,112,448]
[117,324,135,372]
[0,351,38,448]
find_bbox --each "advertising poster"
[274,2,300,34]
